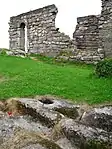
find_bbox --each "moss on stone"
[84,140,110,149]
[54,107,79,119]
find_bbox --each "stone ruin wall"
[73,0,112,62]
[9,0,112,63]
[99,0,112,58]
[9,4,73,57]
[73,15,104,62]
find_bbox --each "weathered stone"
[9,5,74,56]
[18,96,79,111]
[6,98,63,128]
[0,128,62,149]
[56,137,77,149]
[16,97,80,126]
[54,107,79,119]
[73,0,112,62]
[8,1,112,63]
[0,97,112,149]
[0,117,16,144]
[59,118,112,149]
[22,144,47,149]
[81,106,112,132]
[56,56,69,61]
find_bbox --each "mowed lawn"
[0,55,112,104]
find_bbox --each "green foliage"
[96,59,112,78]
[31,53,91,66]
[57,49,73,57]
[85,140,108,149]
[0,55,111,104]
[29,54,55,64]
[0,48,7,56]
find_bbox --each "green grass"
[0,55,112,104]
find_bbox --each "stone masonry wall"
[9,4,73,56]
[73,15,104,62]
[73,0,112,61]
[9,1,112,63]
[73,15,99,51]
[99,0,112,57]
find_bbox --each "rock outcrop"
[0,96,112,149]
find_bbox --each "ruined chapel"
[9,0,112,62]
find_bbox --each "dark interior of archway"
[20,23,25,51]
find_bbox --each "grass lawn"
[0,55,112,104]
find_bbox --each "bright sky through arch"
[0,0,101,48]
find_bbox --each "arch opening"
[20,23,28,53]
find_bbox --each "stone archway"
[20,23,27,53]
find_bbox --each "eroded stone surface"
[0,128,62,149]
[59,118,112,149]
[0,115,51,145]
[0,96,112,149]
[22,144,47,149]
[56,137,77,149]
[81,106,112,132]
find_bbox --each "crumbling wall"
[99,0,112,57]
[9,1,112,63]
[74,15,99,51]
[9,4,73,56]
[73,0,112,61]
[73,15,104,62]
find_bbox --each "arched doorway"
[20,23,28,53]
